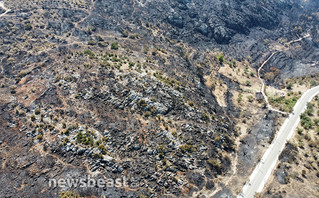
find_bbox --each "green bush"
[311,80,318,87]
[129,61,135,67]
[98,144,107,154]
[83,49,95,58]
[31,115,36,122]
[98,41,108,47]
[237,93,243,104]
[297,128,303,135]
[76,131,94,146]
[35,108,41,115]
[207,159,222,171]
[129,34,139,39]
[306,103,314,116]
[121,29,129,37]
[87,40,97,45]
[111,42,119,50]
[24,23,32,30]
[179,144,197,153]
[287,83,293,90]
[36,134,43,140]
[300,113,314,129]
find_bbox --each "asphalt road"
[239,86,319,198]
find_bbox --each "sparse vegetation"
[76,131,94,146]
[179,144,197,153]
[269,95,298,112]
[1,1,319,198]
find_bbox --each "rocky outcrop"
[83,0,318,44]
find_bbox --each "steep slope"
[0,0,318,197]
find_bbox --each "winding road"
[239,33,316,198]
[239,86,319,198]
[257,33,311,115]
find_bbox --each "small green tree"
[217,54,224,64]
